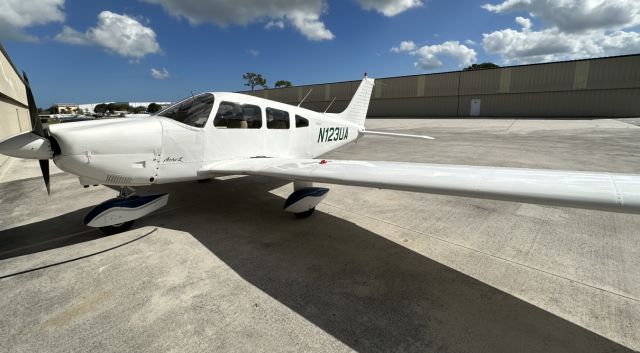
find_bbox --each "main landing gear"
[84,187,169,235]
[284,181,329,219]
[84,181,325,235]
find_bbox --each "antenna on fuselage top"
[323,97,336,113]
[298,89,313,107]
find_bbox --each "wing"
[199,158,640,214]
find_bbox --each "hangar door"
[470,99,481,117]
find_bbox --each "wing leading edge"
[199,159,640,214]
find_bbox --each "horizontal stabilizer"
[361,130,434,140]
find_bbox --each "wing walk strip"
[320,200,640,304]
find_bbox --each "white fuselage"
[50,92,361,186]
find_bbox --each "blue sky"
[1,0,639,107]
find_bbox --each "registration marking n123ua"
[318,127,348,143]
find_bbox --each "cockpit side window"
[155,93,214,128]
[213,102,262,129]
[295,115,309,128]
[267,108,290,129]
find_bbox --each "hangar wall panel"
[0,103,29,139]
[460,69,501,95]
[509,62,576,93]
[240,54,640,118]
[378,76,419,99]
[0,45,31,167]
[423,73,459,97]
[587,56,640,90]
[458,89,640,117]
[0,54,27,106]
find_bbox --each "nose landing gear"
[84,187,169,235]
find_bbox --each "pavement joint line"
[321,201,640,304]
[0,228,98,257]
[0,228,157,280]
[0,157,14,182]
[503,119,518,133]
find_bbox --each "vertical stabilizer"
[338,76,375,128]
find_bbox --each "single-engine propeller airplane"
[1,44,640,234]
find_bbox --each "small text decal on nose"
[318,127,348,143]
[163,156,184,163]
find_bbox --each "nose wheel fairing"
[84,193,169,229]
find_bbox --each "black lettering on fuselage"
[317,127,349,143]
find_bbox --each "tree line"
[41,102,164,115]
[92,102,163,114]
[243,72,292,90]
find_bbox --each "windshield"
[155,93,215,128]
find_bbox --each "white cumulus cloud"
[142,0,423,41]
[356,0,423,16]
[483,25,640,64]
[392,40,477,70]
[390,40,417,52]
[0,0,65,41]
[287,10,334,41]
[481,1,640,64]
[55,11,161,59]
[515,16,532,30]
[151,67,170,79]
[265,20,285,30]
[482,0,640,33]
[142,0,334,41]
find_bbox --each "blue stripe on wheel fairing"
[83,194,167,225]
[284,188,330,209]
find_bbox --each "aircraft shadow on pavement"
[146,177,632,353]
[0,175,633,353]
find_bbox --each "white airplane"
[2,54,640,235]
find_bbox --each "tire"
[294,207,315,219]
[99,220,134,235]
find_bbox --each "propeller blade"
[22,70,52,195]
[39,159,51,195]
[22,71,46,137]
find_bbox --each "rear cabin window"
[213,102,262,129]
[155,93,214,128]
[295,115,309,128]
[267,108,290,129]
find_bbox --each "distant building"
[52,103,80,114]
[242,54,640,118]
[77,103,112,114]
[128,102,172,109]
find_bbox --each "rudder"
[338,75,375,128]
